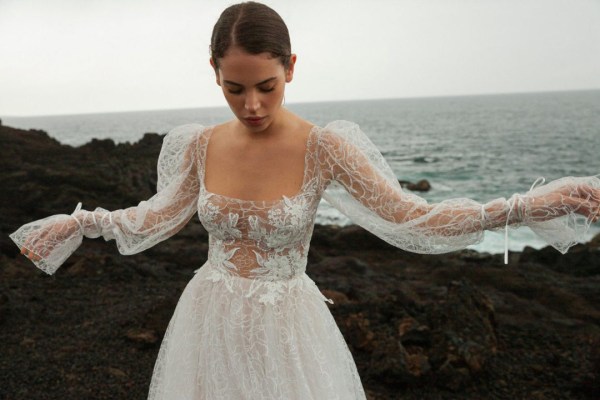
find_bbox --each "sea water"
[4,90,600,254]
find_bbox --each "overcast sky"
[1,0,599,116]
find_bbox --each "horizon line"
[3,87,599,119]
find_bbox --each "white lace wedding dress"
[10,121,599,400]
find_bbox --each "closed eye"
[224,77,278,95]
[227,87,275,95]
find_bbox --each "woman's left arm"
[318,121,600,261]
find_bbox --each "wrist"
[71,207,105,238]
[506,194,526,225]
[70,202,84,233]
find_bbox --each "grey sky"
[1,0,599,116]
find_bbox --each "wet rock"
[399,179,431,192]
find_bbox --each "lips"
[244,116,266,126]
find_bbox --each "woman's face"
[211,47,296,133]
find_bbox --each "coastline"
[1,124,599,399]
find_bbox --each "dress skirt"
[147,262,367,400]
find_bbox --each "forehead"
[217,47,284,84]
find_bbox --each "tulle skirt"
[147,262,367,400]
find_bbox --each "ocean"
[4,89,600,254]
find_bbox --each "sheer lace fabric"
[9,121,599,400]
[318,121,599,258]
[9,124,202,275]
[147,267,363,400]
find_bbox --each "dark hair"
[210,2,292,70]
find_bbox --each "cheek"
[268,87,285,105]
[223,92,242,109]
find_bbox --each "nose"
[244,90,260,113]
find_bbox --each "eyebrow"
[223,77,277,87]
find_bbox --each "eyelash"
[227,87,275,95]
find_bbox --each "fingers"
[591,192,600,223]
[20,223,55,263]
[574,184,591,198]
[20,247,42,262]
[579,186,600,203]
[593,204,600,223]
[572,185,600,223]
[561,184,600,204]
[578,186,600,202]
[575,198,600,222]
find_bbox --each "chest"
[197,189,321,247]
[202,130,311,202]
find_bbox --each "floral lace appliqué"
[252,249,305,280]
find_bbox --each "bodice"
[196,126,325,286]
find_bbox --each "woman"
[10,2,600,399]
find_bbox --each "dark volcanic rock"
[399,179,431,192]
[427,279,497,390]
[345,279,497,390]
[0,289,9,325]
[0,124,164,267]
[332,225,398,252]
[1,124,599,400]
[520,241,600,277]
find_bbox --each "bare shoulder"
[207,120,238,148]
[282,111,315,141]
[211,120,236,137]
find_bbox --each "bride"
[11,2,600,399]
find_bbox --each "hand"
[19,216,81,262]
[527,183,600,223]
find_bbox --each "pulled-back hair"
[210,2,292,69]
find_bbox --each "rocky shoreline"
[1,125,598,399]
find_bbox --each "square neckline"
[199,125,319,205]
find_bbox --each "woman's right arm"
[10,124,205,275]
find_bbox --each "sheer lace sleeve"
[317,121,600,262]
[9,123,204,275]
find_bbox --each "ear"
[285,54,297,83]
[209,58,221,86]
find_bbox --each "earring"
[282,95,286,106]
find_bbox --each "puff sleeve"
[9,123,204,275]
[317,121,600,262]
